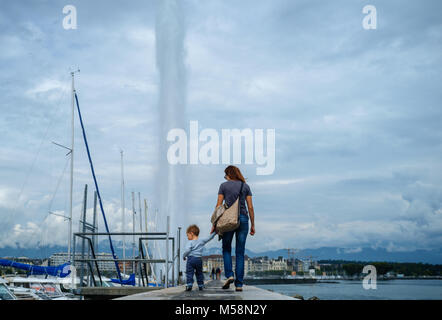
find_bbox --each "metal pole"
[165,216,170,288]
[154,208,159,284]
[138,192,142,233]
[172,236,175,286]
[132,192,136,274]
[80,184,87,287]
[144,199,149,276]
[93,191,98,252]
[68,72,75,263]
[90,191,97,287]
[120,150,126,275]
[177,227,181,285]
[144,199,148,234]
[72,235,76,291]
[138,192,142,287]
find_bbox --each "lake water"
[256,279,442,300]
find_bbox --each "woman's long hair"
[224,165,246,183]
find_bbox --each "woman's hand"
[246,196,255,236]
[250,224,255,236]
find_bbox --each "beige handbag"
[211,182,244,237]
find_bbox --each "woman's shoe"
[235,287,243,292]
[222,277,234,289]
[185,286,192,291]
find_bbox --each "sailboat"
[1,72,166,290]
[1,72,127,287]
[0,72,79,281]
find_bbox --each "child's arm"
[182,242,192,259]
[200,232,216,245]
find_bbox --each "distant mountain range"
[1,243,441,264]
[203,247,442,264]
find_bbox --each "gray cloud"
[0,0,441,253]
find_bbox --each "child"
[183,224,216,291]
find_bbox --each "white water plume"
[155,0,188,237]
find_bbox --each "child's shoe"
[198,286,204,291]
[185,286,192,291]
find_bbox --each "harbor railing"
[73,216,181,289]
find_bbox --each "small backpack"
[211,182,244,237]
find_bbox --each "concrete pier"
[115,280,298,300]
[76,286,161,300]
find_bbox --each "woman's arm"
[246,195,255,235]
[216,194,224,208]
[210,194,225,234]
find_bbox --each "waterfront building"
[293,259,304,273]
[270,256,288,271]
[202,255,226,273]
[303,260,311,272]
[202,255,319,275]
[49,252,116,271]
[244,256,252,275]
[202,255,253,275]
[251,256,271,272]
[1,256,43,266]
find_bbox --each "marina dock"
[75,286,161,300]
[115,280,298,300]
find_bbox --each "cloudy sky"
[0,0,441,254]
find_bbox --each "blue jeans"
[222,214,249,287]
[186,256,204,287]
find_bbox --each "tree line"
[319,260,442,277]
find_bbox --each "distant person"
[211,268,216,280]
[215,267,221,280]
[215,165,255,292]
[183,224,216,291]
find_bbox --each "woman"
[213,165,255,291]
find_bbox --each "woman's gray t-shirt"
[218,180,252,215]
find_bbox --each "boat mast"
[132,191,136,273]
[121,150,126,274]
[144,199,149,274]
[138,192,142,233]
[144,199,148,235]
[68,71,75,263]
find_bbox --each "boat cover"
[111,273,135,286]
[0,259,71,278]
